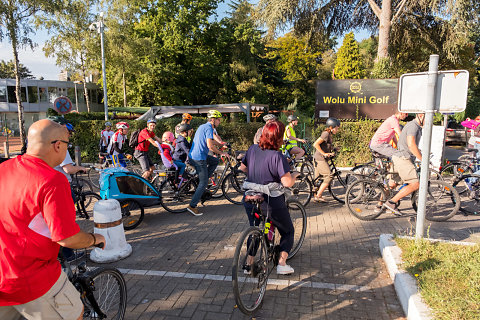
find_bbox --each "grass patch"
[395,237,480,320]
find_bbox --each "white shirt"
[107,131,126,155]
[54,152,74,182]
[101,129,114,147]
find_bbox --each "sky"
[0,1,370,81]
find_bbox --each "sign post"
[398,56,469,239]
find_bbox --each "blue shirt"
[189,122,214,161]
[242,144,290,185]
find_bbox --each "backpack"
[128,129,141,148]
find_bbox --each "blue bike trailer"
[99,168,160,207]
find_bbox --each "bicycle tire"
[329,170,359,204]
[209,169,225,198]
[440,162,473,183]
[300,161,315,181]
[411,180,461,222]
[88,169,101,189]
[159,177,198,213]
[351,162,376,178]
[285,175,312,207]
[82,267,127,320]
[452,174,480,215]
[222,171,245,205]
[119,199,144,230]
[77,192,102,232]
[76,178,94,194]
[285,199,307,260]
[346,179,386,221]
[232,227,268,315]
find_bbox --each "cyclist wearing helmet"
[107,122,131,167]
[253,113,277,144]
[175,113,193,142]
[134,119,164,180]
[187,110,228,216]
[100,121,114,153]
[283,114,306,158]
[173,124,192,181]
[312,117,340,202]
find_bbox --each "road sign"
[398,70,469,113]
[53,96,73,114]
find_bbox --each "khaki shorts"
[392,156,418,184]
[0,271,83,320]
[314,159,334,184]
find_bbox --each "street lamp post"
[90,12,109,120]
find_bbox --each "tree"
[0,0,63,147]
[40,0,97,112]
[334,32,365,79]
[255,0,479,63]
[0,60,34,79]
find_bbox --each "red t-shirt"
[135,129,156,152]
[0,155,80,305]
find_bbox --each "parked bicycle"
[71,173,102,233]
[232,192,307,315]
[59,246,127,319]
[440,149,479,182]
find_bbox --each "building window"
[0,86,7,102]
[39,87,48,102]
[28,86,38,103]
[67,87,75,102]
[97,90,103,104]
[7,86,27,103]
[48,87,58,103]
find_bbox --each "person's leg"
[117,154,127,168]
[135,151,151,179]
[314,160,333,199]
[290,146,305,158]
[206,155,219,178]
[173,160,186,176]
[189,159,208,208]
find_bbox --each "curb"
[379,234,433,320]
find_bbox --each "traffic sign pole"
[416,55,439,239]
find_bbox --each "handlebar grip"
[95,242,105,249]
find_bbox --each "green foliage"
[370,57,393,79]
[334,32,365,79]
[0,60,34,79]
[312,119,380,166]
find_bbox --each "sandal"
[313,196,327,203]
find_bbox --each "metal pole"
[99,12,108,121]
[415,54,439,239]
[74,83,78,111]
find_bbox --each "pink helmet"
[162,131,175,143]
[116,122,129,130]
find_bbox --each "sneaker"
[66,251,85,262]
[187,205,203,216]
[383,200,402,216]
[276,264,294,275]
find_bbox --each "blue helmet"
[66,123,75,132]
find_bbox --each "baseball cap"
[147,119,157,124]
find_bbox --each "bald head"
[27,119,69,167]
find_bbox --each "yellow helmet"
[207,110,222,119]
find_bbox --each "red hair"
[259,120,285,150]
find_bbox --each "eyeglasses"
[51,140,72,148]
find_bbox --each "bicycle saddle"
[244,191,264,203]
[370,150,390,160]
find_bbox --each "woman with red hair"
[239,120,300,275]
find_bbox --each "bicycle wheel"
[285,176,312,207]
[82,267,127,320]
[440,162,473,183]
[209,169,225,198]
[411,180,461,221]
[232,227,268,315]
[285,199,307,260]
[88,169,101,189]
[329,170,359,204]
[222,171,246,205]
[77,178,94,194]
[453,174,480,215]
[346,179,386,221]
[119,199,144,230]
[300,161,315,181]
[78,192,102,230]
[351,161,376,177]
[159,178,197,213]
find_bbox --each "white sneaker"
[276,264,294,275]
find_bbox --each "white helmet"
[116,122,129,130]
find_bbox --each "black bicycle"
[59,246,127,319]
[232,192,307,315]
[72,173,102,233]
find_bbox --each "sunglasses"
[51,140,72,148]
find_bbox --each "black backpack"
[128,129,141,148]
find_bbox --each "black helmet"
[178,123,192,133]
[287,115,298,122]
[325,117,340,128]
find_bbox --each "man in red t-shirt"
[0,119,106,320]
[134,119,163,180]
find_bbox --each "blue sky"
[0,1,370,80]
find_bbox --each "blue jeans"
[173,160,186,175]
[189,155,219,208]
